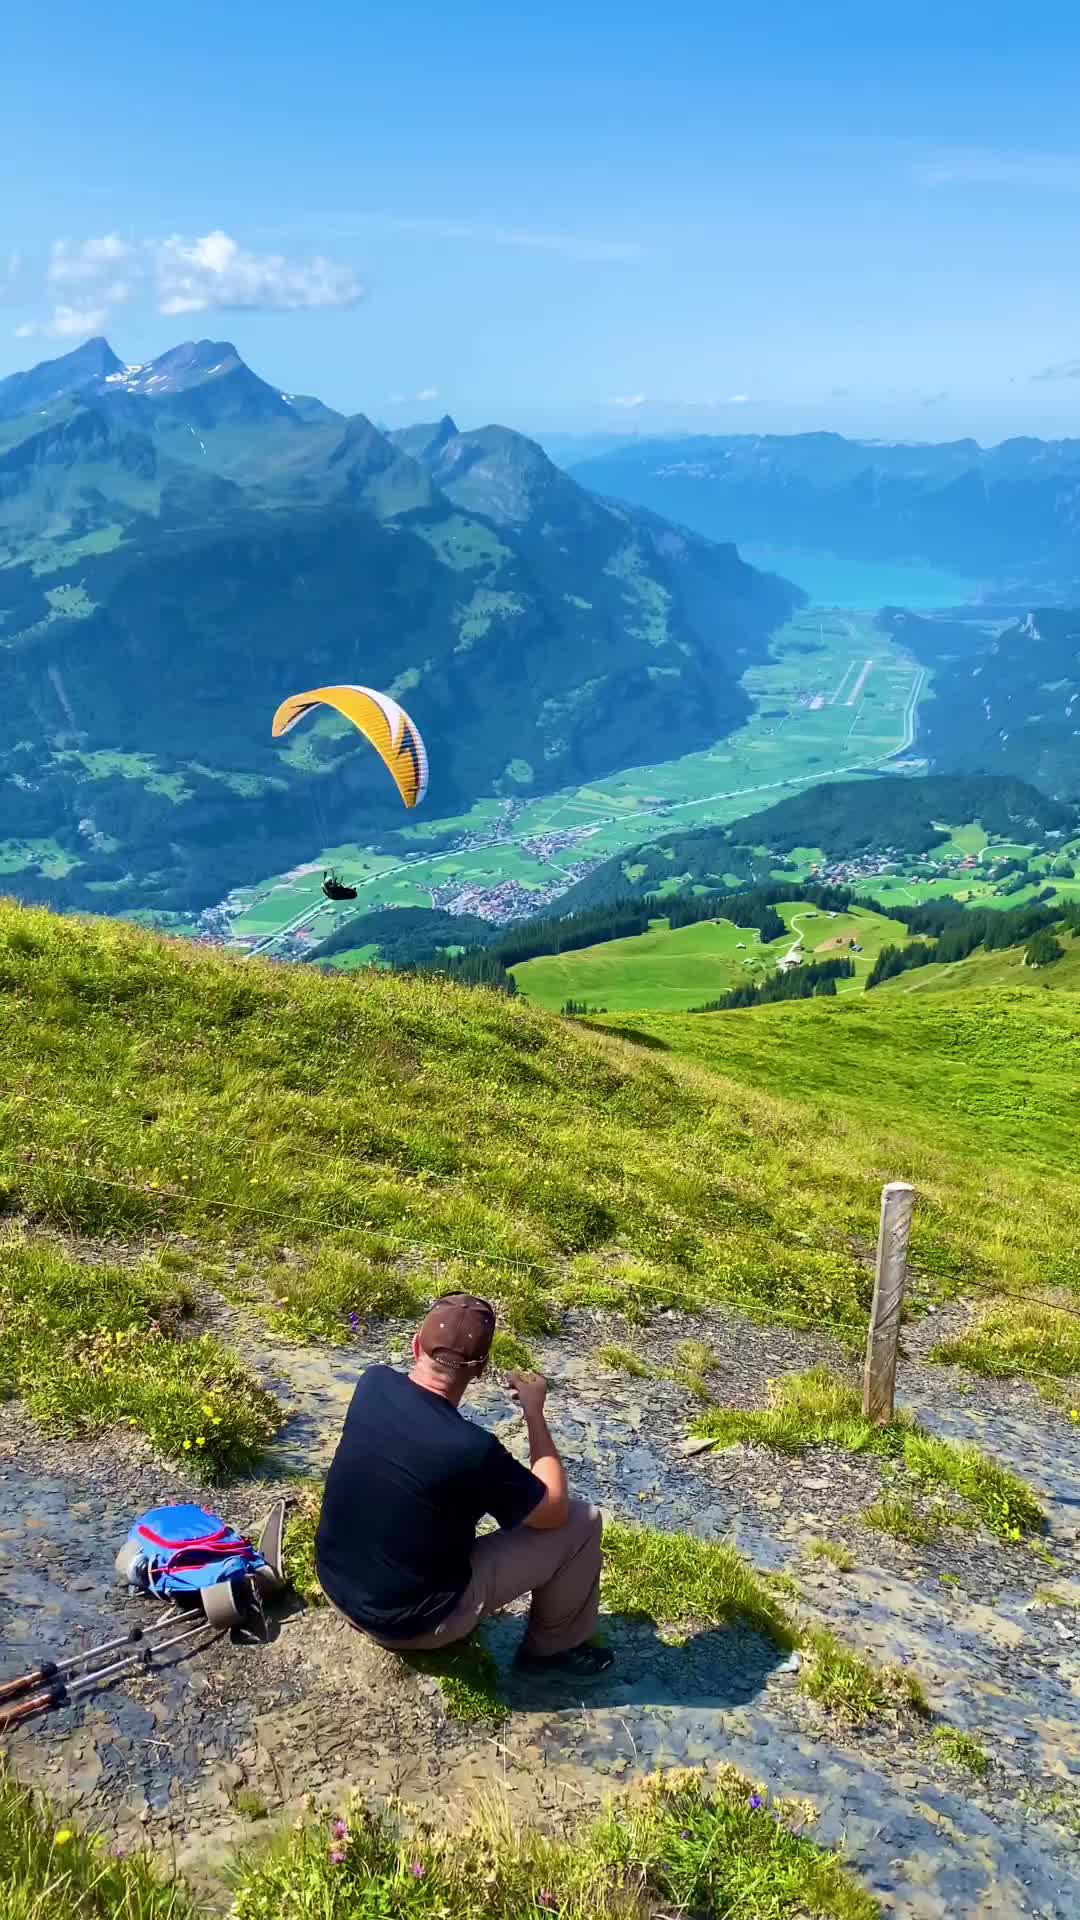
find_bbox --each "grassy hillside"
[2,900,1075,1350]
[512,900,909,1012]
[0,898,883,1339]
[595,984,1079,1306]
[876,926,1080,996]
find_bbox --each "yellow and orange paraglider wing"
[270,684,428,809]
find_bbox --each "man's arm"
[507,1371,569,1530]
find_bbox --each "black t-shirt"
[315,1364,545,1639]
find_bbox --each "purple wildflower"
[332,1819,348,1840]
[330,1848,346,1866]
[679,1829,691,1841]
[409,1860,426,1879]
[749,1793,764,1812]
[348,1311,361,1330]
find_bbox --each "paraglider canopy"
[271,685,429,810]
[322,870,357,902]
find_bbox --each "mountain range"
[568,432,1080,595]
[0,338,799,914]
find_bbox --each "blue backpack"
[116,1502,286,1628]
[120,1504,267,1598]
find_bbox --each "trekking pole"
[0,1608,185,1706]
[0,1620,215,1733]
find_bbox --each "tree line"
[866,897,1080,989]
[692,956,856,1012]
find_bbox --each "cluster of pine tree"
[692,955,856,1012]
[866,897,1080,988]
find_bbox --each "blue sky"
[4,0,1080,443]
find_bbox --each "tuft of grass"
[405,1636,507,1724]
[694,1368,1044,1542]
[800,1630,929,1727]
[282,1482,324,1606]
[693,1367,910,1458]
[601,1522,798,1650]
[0,1237,279,1481]
[930,1726,990,1778]
[674,1337,720,1376]
[488,1329,536,1373]
[672,1337,721,1404]
[901,1431,1044,1542]
[596,1342,653,1377]
[230,1769,880,1920]
[863,1492,941,1546]
[933,1300,1080,1381]
[806,1538,856,1571]
[228,1787,269,1821]
[267,1240,428,1343]
[0,1760,195,1919]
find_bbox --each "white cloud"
[415,385,438,402]
[48,234,132,284]
[48,303,111,337]
[727,393,752,405]
[14,225,365,341]
[155,229,364,315]
[15,304,112,340]
[913,146,1080,191]
[610,393,646,409]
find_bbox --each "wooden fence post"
[863,1181,917,1424]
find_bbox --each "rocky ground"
[3,1295,1080,1917]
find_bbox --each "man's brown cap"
[418,1293,496,1373]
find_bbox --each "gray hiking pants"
[347,1498,603,1657]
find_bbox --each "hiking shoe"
[514,1642,615,1681]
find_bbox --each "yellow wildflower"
[195,1436,206,1448]
[54,1830,74,1847]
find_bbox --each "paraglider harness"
[322,869,357,902]
[0,1502,289,1734]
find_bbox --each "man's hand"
[507,1370,548,1420]
[508,1370,568,1529]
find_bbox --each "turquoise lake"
[740,547,978,611]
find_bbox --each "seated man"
[315,1292,612,1679]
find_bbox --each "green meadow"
[512,899,911,1011]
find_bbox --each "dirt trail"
[3,1300,1080,1917]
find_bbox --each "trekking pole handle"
[0,1665,58,1705]
[0,1683,64,1731]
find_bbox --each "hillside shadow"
[598,1024,671,1051]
